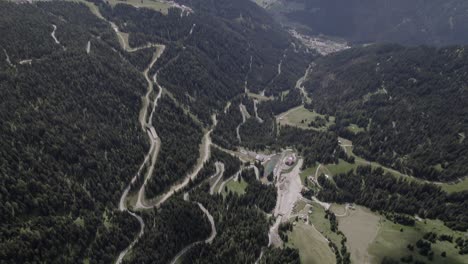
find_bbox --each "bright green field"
[278,106,335,131]
[368,218,468,264]
[224,178,248,195]
[324,159,357,176]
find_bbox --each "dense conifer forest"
[123,198,211,263]
[145,95,204,198]
[1,0,467,263]
[305,44,468,181]
[180,184,298,263]
[0,2,147,262]
[318,166,468,231]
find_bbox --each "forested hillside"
[0,0,313,262]
[318,166,468,231]
[181,184,297,263]
[97,0,313,112]
[263,0,468,46]
[146,96,203,198]
[122,198,211,263]
[305,44,468,181]
[2,0,468,263]
[0,1,147,262]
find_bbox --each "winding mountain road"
[210,162,225,195]
[97,13,167,264]
[169,202,217,264]
[236,103,248,142]
[3,48,14,68]
[78,5,221,264]
[51,24,65,50]
[295,62,314,103]
[151,115,217,208]
[217,168,243,194]
[253,99,264,123]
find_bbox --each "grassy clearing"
[368,218,467,264]
[224,178,248,195]
[346,124,365,134]
[337,206,381,264]
[324,159,357,176]
[278,106,335,131]
[335,137,467,193]
[247,92,273,101]
[107,0,171,14]
[345,146,468,193]
[64,0,104,19]
[292,200,307,215]
[440,177,468,193]
[73,216,85,227]
[330,204,346,216]
[286,222,336,264]
[299,165,318,186]
[309,201,344,252]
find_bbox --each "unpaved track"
[268,215,283,247]
[115,211,144,264]
[51,24,65,50]
[244,55,253,93]
[253,99,264,123]
[169,202,216,264]
[151,114,217,208]
[210,162,225,195]
[236,103,248,142]
[250,165,260,180]
[86,40,91,54]
[254,250,264,264]
[295,62,314,103]
[312,196,331,210]
[134,53,166,209]
[217,168,243,194]
[3,49,15,68]
[119,46,166,212]
[188,23,196,36]
[97,12,167,264]
[276,48,287,77]
[51,24,59,44]
[334,204,349,217]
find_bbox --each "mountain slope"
[260,0,468,46]
[0,2,148,262]
[304,44,468,181]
